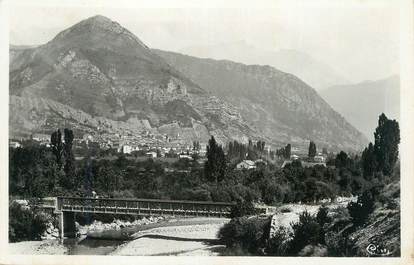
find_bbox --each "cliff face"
[9,16,259,144]
[154,49,368,151]
[10,15,367,151]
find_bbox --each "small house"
[146,151,157,158]
[122,145,132,154]
[290,154,299,160]
[179,154,193,160]
[9,141,22,148]
[314,155,325,163]
[236,160,256,170]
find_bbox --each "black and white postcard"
[1,0,413,264]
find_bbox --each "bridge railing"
[56,197,236,217]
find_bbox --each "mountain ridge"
[320,75,400,140]
[10,15,367,151]
[180,41,349,90]
[8,16,264,146]
[153,49,368,151]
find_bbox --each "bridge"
[53,197,236,238]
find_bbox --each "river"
[62,217,228,255]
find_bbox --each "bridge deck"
[56,197,236,218]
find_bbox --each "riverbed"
[9,199,355,256]
[9,217,229,256]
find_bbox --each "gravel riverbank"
[9,240,67,255]
[111,218,229,256]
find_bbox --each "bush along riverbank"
[9,200,56,242]
[217,181,400,257]
[9,198,167,242]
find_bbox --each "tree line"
[9,114,399,209]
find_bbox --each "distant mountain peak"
[86,14,113,23]
[77,15,124,33]
[51,15,149,49]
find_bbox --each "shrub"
[316,206,331,227]
[261,182,284,205]
[266,226,291,256]
[182,188,212,201]
[230,199,257,218]
[298,244,328,256]
[9,201,48,242]
[316,206,331,244]
[323,206,356,257]
[288,210,323,255]
[347,190,375,226]
[210,187,232,202]
[218,216,270,255]
[324,226,355,256]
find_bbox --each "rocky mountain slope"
[320,76,400,140]
[9,15,259,145]
[10,15,367,151]
[154,49,367,151]
[181,41,348,90]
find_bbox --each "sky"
[9,1,400,84]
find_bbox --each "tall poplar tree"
[373,113,400,175]
[308,141,317,159]
[204,136,227,185]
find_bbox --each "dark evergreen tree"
[373,113,400,175]
[62,128,75,188]
[335,151,349,168]
[347,190,375,226]
[50,129,63,169]
[361,142,377,177]
[276,144,291,159]
[255,140,265,153]
[308,141,317,159]
[284,144,291,159]
[192,141,201,151]
[204,136,227,184]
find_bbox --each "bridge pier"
[58,211,76,238]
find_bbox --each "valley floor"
[7,198,358,256]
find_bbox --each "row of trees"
[50,129,75,190]
[276,144,291,159]
[9,114,400,206]
[227,139,266,161]
[9,136,368,204]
